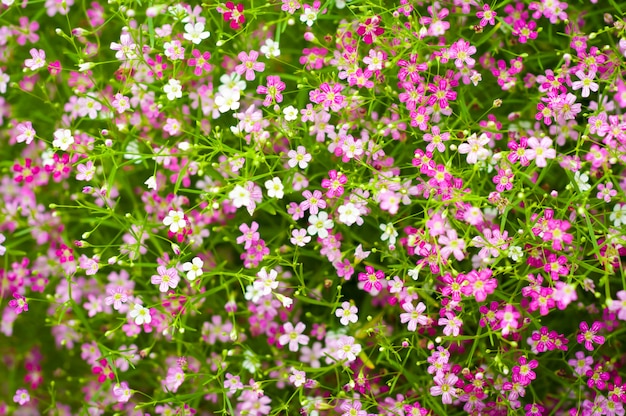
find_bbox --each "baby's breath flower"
[260,39,281,58]
[163,79,183,100]
[129,304,151,325]
[282,105,298,121]
[163,210,186,233]
[182,257,204,281]
[380,222,398,246]
[183,22,210,44]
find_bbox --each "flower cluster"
[0,0,625,415]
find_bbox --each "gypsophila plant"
[0,0,625,415]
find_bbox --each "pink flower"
[151,265,180,292]
[112,381,132,403]
[188,49,212,76]
[110,33,137,61]
[310,82,345,112]
[235,50,264,81]
[464,269,497,302]
[76,161,95,181]
[15,121,36,144]
[525,136,556,168]
[399,301,428,331]
[476,4,497,27]
[449,39,476,68]
[335,301,358,326]
[13,158,40,183]
[24,48,46,70]
[278,322,309,352]
[430,372,458,404]
[438,229,466,261]
[608,290,626,320]
[13,389,30,405]
[571,70,598,98]
[300,189,326,214]
[104,287,128,311]
[438,313,463,336]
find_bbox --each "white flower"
[275,293,293,309]
[144,176,157,190]
[337,202,361,226]
[573,171,591,193]
[244,284,264,304]
[307,211,334,239]
[215,89,241,113]
[380,222,398,246]
[163,210,186,233]
[129,304,151,325]
[408,266,421,281]
[283,105,298,121]
[610,204,626,227]
[124,141,142,164]
[183,22,210,44]
[300,6,318,26]
[242,350,261,373]
[253,267,279,297]
[264,177,284,199]
[0,69,9,94]
[219,73,246,94]
[52,129,74,151]
[507,245,523,262]
[163,79,183,100]
[260,39,281,58]
[229,184,251,208]
[182,257,204,281]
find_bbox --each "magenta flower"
[9,293,29,314]
[13,158,40,183]
[321,169,347,198]
[357,265,384,293]
[256,75,285,106]
[356,15,384,44]
[512,356,538,386]
[92,359,115,383]
[223,2,246,29]
[577,321,605,351]
[310,82,345,112]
